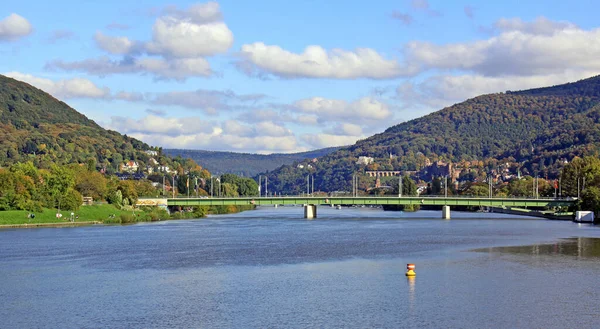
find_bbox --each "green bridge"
[138,196,577,219]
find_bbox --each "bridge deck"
[165,196,575,208]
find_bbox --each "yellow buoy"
[405,263,416,276]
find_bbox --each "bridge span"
[158,196,576,219]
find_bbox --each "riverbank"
[0,221,102,229]
[0,204,256,227]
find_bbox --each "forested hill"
[0,74,170,172]
[263,75,600,194]
[165,147,341,176]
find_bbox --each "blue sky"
[1,0,599,153]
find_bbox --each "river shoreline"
[0,221,103,229]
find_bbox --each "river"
[1,207,600,328]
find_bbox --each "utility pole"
[258,175,262,197]
[163,176,165,196]
[172,175,175,198]
[312,175,314,195]
[445,175,448,198]
[399,175,403,198]
[210,177,213,197]
[265,176,268,197]
[559,177,562,198]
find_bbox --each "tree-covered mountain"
[0,74,177,172]
[164,147,342,176]
[263,75,600,194]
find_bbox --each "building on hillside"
[356,156,374,165]
[145,150,158,156]
[121,160,139,173]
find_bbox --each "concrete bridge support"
[442,205,451,220]
[304,204,317,219]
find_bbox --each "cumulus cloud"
[396,70,598,118]
[107,115,301,153]
[0,13,33,41]
[145,17,233,58]
[301,134,360,149]
[4,71,110,99]
[494,17,577,35]
[324,123,363,136]
[109,115,214,137]
[94,32,139,55]
[46,56,212,80]
[237,43,416,79]
[49,2,232,80]
[150,89,266,113]
[115,91,145,102]
[293,96,392,123]
[404,21,600,76]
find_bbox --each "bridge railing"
[165,195,577,201]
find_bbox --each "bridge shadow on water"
[472,237,600,258]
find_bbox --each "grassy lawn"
[0,204,131,225]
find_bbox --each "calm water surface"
[2,207,600,328]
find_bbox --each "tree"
[46,165,75,212]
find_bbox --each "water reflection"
[406,276,416,311]
[472,237,600,259]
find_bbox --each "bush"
[120,213,136,223]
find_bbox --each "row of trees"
[0,161,156,212]
[0,160,261,213]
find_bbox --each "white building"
[356,156,374,165]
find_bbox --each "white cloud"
[168,1,223,24]
[145,17,233,58]
[396,70,598,118]
[46,56,212,80]
[494,17,577,35]
[107,115,301,153]
[151,89,265,112]
[324,123,363,136]
[294,96,392,122]
[405,19,600,76]
[48,2,232,80]
[4,72,110,99]
[301,133,359,149]
[0,13,32,41]
[94,32,138,55]
[255,121,293,137]
[109,115,213,137]
[115,91,145,102]
[238,43,415,79]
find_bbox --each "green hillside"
[165,147,341,176]
[263,75,600,194]
[0,74,171,172]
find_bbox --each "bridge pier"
[442,205,451,220]
[304,204,317,219]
